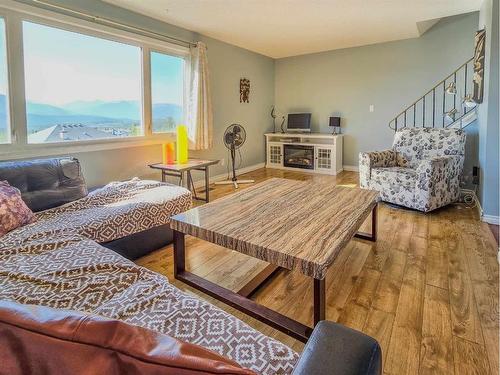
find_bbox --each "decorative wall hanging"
[240,78,250,103]
[472,29,486,104]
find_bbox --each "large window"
[151,51,184,133]
[23,21,143,143]
[0,18,9,144]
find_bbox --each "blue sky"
[151,51,184,107]
[22,21,184,106]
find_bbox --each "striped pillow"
[0,181,36,236]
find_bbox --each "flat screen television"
[287,113,311,132]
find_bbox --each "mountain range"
[0,94,182,132]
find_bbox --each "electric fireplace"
[283,144,314,170]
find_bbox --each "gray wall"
[275,13,479,172]
[29,0,274,187]
[477,0,499,218]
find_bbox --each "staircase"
[389,58,478,131]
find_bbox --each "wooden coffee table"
[170,178,379,342]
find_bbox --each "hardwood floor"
[136,168,499,375]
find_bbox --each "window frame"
[0,15,11,145]
[0,1,190,159]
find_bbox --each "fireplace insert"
[284,144,314,169]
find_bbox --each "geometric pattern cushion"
[0,181,36,236]
[8,178,193,245]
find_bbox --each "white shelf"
[265,133,343,175]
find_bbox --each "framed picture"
[473,29,486,103]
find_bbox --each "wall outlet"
[220,158,225,166]
[369,105,374,112]
[472,166,480,185]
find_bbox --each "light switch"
[369,105,374,112]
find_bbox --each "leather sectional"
[0,157,382,374]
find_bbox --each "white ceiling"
[103,0,481,58]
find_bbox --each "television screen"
[287,113,311,131]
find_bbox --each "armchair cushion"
[371,167,417,188]
[392,128,466,168]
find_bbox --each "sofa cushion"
[0,181,36,236]
[0,158,88,212]
[17,179,191,244]
[0,300,255,375]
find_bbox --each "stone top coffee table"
[170,178,379,342]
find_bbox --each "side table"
[149,159,219,202]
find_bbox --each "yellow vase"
[176,125,188,164]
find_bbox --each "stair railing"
[389,57,476,131]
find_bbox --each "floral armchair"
[359,128,466,212]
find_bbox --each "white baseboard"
[343,165,359,172]
[193,162,265,189]
[482,215,500,225]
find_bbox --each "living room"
[0,1,498,374]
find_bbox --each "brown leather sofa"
[0,301,255,375]
[0,301,382,375]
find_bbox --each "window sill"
[0,133,176,161]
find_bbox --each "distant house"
[28,124,126,143]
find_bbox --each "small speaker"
[329,117,341,127]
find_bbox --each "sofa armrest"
[292,321,382,375]
[88,185,105,193]
[416,155,463,184]
[359,149,396,188]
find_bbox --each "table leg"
[205,166,210,202]
[179,171,184,187]
[173,230,185,278]
[187,171,199,200]
[313,278,326,325]
[371,204,378,242]
[161,171,166,183]
[354,204,378,242]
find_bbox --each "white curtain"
[187,42,213,150]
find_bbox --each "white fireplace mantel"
[265,133,343,175]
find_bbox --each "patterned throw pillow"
[0,181,36,236]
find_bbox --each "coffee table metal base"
[172,205,377,342]
[174,230,314,342]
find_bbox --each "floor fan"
[215,124,254,189]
